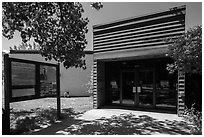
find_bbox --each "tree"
[2,2,103,69]
[165,25,202,75]
[165,25,202,110]
[10,42,40,50]
[90,2,103,10]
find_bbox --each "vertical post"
[153,68,156,108]
[135,71,139,106]
[120,72,122,104]
[35,64,40,98]
[3,54,11,134]
[56,63,61,119]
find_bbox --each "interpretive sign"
[9,57,59,101]
[3,54,61,134]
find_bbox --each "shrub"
[86,69,94,96]
[183,103,202,135]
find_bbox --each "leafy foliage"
[2,2,91,69]
[165,25,202,74]
[85,69,94,96]
[10,42,40,50]
[90,2,103,11]
[183,103,202,135]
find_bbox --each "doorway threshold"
[100,105,177,114]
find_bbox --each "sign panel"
[133,86,136,93]
[137,87,141,93]
[40,65,57,97]
[11,62,35,86]
[8,57,59,102]
[12,88,35,98]
[11,62,36,98]
[160,80,169,89]
[111,80,118,88]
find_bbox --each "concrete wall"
[10,51,93,97]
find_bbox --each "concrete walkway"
[28,108,191,135]
[78,109,183,121]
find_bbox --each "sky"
[1,1,202,51]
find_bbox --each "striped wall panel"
[92,60,106,108]
[93,60,97,108]
[177,70,185,116]
[93,6,186,54]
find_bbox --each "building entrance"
[108,58,177,112]
[138,70,154,107]
[121,69,154,107]
[122,71,135,105]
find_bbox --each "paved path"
[27,108,191,135]
[78,109,183,121]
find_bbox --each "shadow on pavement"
[27,111,191,135]
[9,108,82,135]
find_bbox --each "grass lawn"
[7,97,93,134]
[10,97,93,112]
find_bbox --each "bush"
[183,103,202,135]
[86,69,94,96]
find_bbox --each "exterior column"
[93,60,97,108]
[96,61,105,108]
[177,69,185,116]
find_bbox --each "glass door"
[122,72,135,105]
[138,70,154,107]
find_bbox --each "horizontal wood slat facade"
[93,6,186,116]
[94,6,185,30]
[93,6,186,54]
[94,21,181,39]
[94,25,184,44]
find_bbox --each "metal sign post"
[56,63,61,120]
[3,54,11,134]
